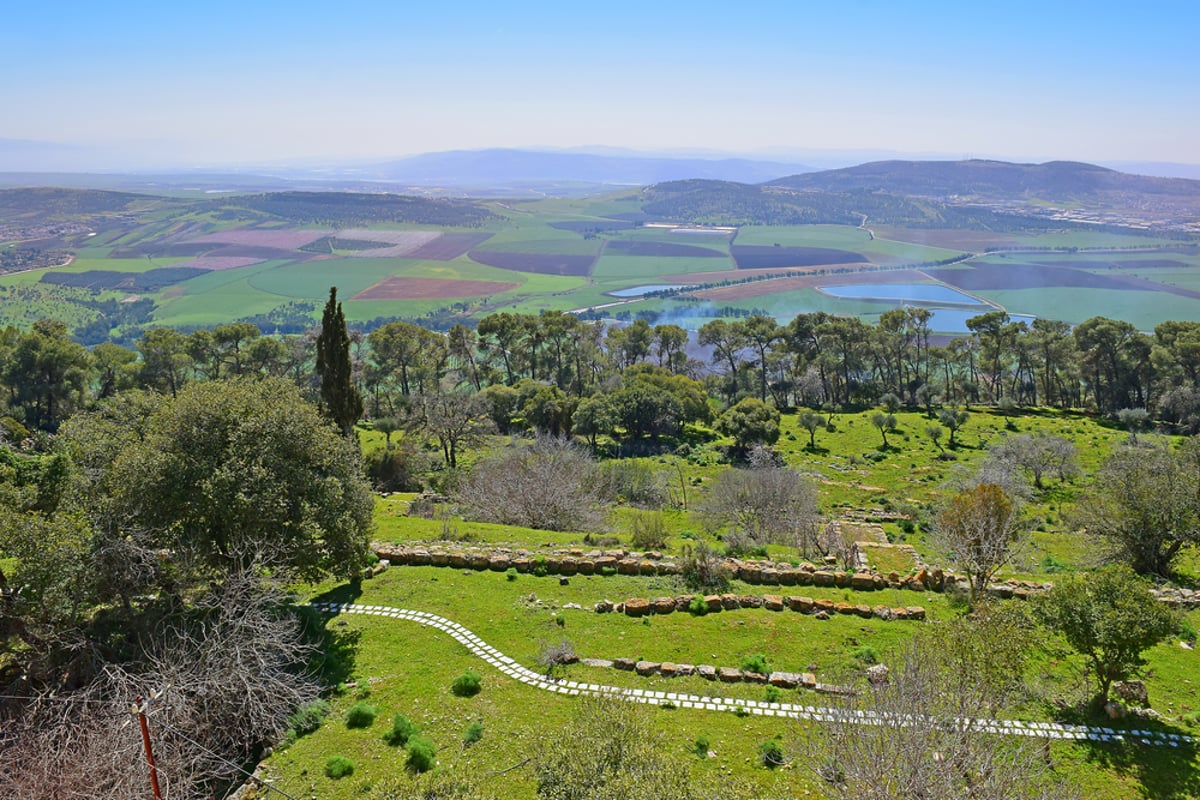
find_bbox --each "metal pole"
[134,695,164,800]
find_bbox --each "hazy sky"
[4,0,1198,168]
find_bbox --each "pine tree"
[316,287,362,436]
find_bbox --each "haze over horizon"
[3,0,1199,173]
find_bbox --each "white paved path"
[314,602,1193,749]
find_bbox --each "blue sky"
[3,0,1198,168]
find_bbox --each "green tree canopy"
[1034,565,1177,705]
[67,377,373,583]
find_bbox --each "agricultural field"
[256,407,1200,800]
[2,187,1200,340]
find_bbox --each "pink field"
[172,256,265,271]
[186,229,330,249]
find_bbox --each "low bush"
[383,714,419,746]
[406,735,437,773]
[325,755,355,779]
[345,702,378,729]
[629,510,669,550]
[764,685,781,703]
[451,670,482,697]
[759,739,785,768]
[286,699,329,738]
[463,721,484,745]
[851,645,879,665]
[740,653,770,675]
[692,734,710,758]
[687,594,708,616]
[505,567,518,581]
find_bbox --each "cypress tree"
[316,286,362,436]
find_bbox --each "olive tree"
[74,377,374,583]
[1035,566,1177,707]
[1074,439,1200,577]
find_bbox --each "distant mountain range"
[766,159,1200,203]
[356,148,814,189]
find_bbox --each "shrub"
[687,594,708,616]
[457,436,608,531]
[630,510,669,550]
[325,755,355,779]
[286,699,330,738]
[451,670,482,697]
[758,739,785,768]
[600,459,668,508]
[505,567,518,581]
[851,645,879,665]
[383,714,419,746]
[740,654,770,675]
[764,685,781,703]
[532,555,549,577]
[692,734,710,758]
[681,541,730,592]
[463,722,484,745]
[406,735,437,773]
[345,702,378,729]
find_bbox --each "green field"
[256,407,1200,800]
[3,190,1200,337]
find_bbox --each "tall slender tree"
[315,287,362,436]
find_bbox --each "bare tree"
[985,432,1078,490]
[697,461,821,555]
[797,619,1075,800]
[933,483,1023,608]
[406,390,494,469]
[457,436,608,532]
[0,564,320,800]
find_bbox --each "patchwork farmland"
[2,187,1200,339]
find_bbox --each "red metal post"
[134,695,164,800]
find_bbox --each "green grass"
[590,255,734,283]
[970,286,1200,330]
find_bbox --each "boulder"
[769,672,799,689]
[743,670,768,684]
[1114,680,1149,707]
[652,597,676,614]
[739,595,762,608]
[850,572,877,591]
[698,665,717,680]
[865,663,890,685]
[872,605,897,621]
[467,554,489,570]
[904,606,926,620]
[488,554,510,571]
[639,560,658,576]
[593,600,613,613]
[763,594,784,611]
[793,570,813,586]
[854,604,873,618]
[704,595,724,612]
[617,558,640,575]
[659,662,679,677]
[788,596,814,613]
[674,595,692,612]
[833,601,854,616]
[558,557,578,575]
[613,657,636,671]
[624,598,651,617]
[580,658,613,668]
[430,551,449,567]
[812,571,836,587]
[635,660,660,676]
[675,664,695,676]
[800,672,817,688]
[721,594,741,610]
[718,667,742,682]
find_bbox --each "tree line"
[6,303,1200,441]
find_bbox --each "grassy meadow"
[258,407,1200,799]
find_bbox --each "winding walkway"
[314,602,1193,749]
